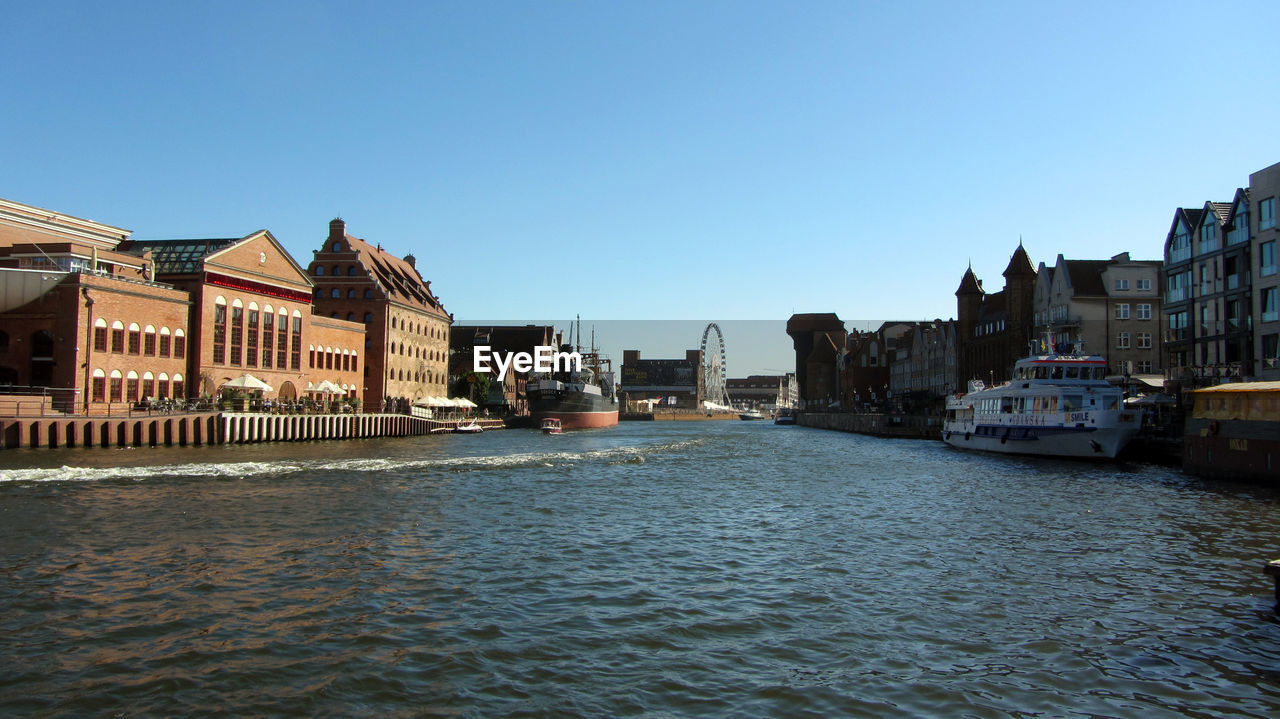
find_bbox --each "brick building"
[308,219,451,407]
[122,230,366,402]
[0,198,191,410]
[786,313,846,409]
[620,349,704,409]
[955,244,1036,386]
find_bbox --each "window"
[174,330,185,359]
[127,324,141,355]
[347,289,357,299]
[1115,303,1130,320]
[331,242,341,252]
[1116,332,1131,350]
[92,370,105,402]
[1138,360,1152,373]
[213,300,227,364]
[110,370,123,402]
[1264,288,1278,323]
[93,319,108,352]
[111,321,125,353]
[1137,278,1151,291]
[246,308,259,367]
[363,313,372,324]
[262,312,274,369]
[1262,197,1277,230]
[348,266,358,276]
[1199,219,1219,251]
[1265,334,1280,368]
[331,265,340,276]
[277,310,288,368]
[290,313,302,370]
[142,372,155,399]
[364,289,373,299]
[1229,206,1250,245]
[143,326,156,356]
[230,303,243,366]
[1262,241,1277,277]
[159,329,171,357]
[1169,220,1192,263]
[1138,332,1152,349]
[331,288,341,299]
[1136,303,1152,320]
[1114,278,1129,291]
[314,265,324,276]
[173,374,185,399]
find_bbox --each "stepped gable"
[339,230,448,318]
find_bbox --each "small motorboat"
[455,419,484,434]
[540,417,562,434]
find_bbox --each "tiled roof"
[1206,201,1232,225]
[341,232,448,317]
[1062,260,1110,296]
[121,237,240,274]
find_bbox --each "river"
[1,421,1278,717]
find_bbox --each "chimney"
[328,218,346,241]
[404,253,416,269]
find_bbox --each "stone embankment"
[797,412,941,440]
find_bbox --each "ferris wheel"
[700,322,729,407]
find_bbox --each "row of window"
[1114,332,1154,350]
[1112,278,1153,291]
[211,298,302,370]
[309,346,359,373]
[388,368,443,384]
[1168,198,1276,264]
[90,369,186,403]
[92,320,186,359]
[1114,303,1154,320]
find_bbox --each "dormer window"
[1199,216,1219,251]
[1228,204,1250,245]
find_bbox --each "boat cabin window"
[1065,367,1079,379]
[1062,395,1082,412]
[1050,366,1064,379]
[1001,397,1014,413]
[1093,367,1107,380]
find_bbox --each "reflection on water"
[2,423,1279,717]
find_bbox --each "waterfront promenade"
[0,395,503,449]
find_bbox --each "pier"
[0,398,508,450]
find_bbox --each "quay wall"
[0,412,457,450]
[798,412,941,440]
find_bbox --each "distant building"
[621,349,703,409]
[786,313,846,409]
[450,324,560,413]
[1034,252,1163,379]
[956,244,1036,385]
[726,375,789,409]
[308,219,451,407]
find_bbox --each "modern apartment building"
[1251,162,1280,378]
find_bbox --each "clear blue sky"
[5,1,1279,340]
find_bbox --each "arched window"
[172,373,185,399]
[126,370,140,402]
[347,266,358,276]
[159,326,171,357]
[347,289,357,299]
[246,303,259,368]
[111,320,125,353]
[92,368,106,402]
[157,372,170,399]
[363,313,372,324]
[230,299,244,366]
[143,325,157,356]
[212,297,227,363]
[127,323,141,355]
[351,352,358,373]
[347,312,355,322]
[331,265,340,276]
[331,288,341,299]
[290,311,303,370]
[142,371,155,399]
[173,329,186,359]
[109,370,123,402]
[331,241,341,252]
[364,289,373,299]
[314,265,325,276]
[94,318,108,352]
[277,309,289,368]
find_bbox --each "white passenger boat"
[943,344,1141,459]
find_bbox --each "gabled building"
[1162,192,1254,384]
[956,244,1036,386]
[308,219,451,407]
[1034,252,1162,377]
[123,230,365,402]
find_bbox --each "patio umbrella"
[223,374,273,392]
[310,379,344,394]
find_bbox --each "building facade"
[786,313,846,409]
[1034,252,1162,377]
[308,219,451,407]
[955,245,1036,386]
[1251,162,1280,379]
[620,349,703,409]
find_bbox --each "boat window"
[1001,398,1014,413]
[1065,367,1079,379]
[1050,366,1064,379]
[1105,397,1119,410]
[1036,367,1050,379]
[1063,395,1082,412]
[1093,367,1107,380]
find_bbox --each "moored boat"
[1183,381,1280,481]
[527,324,618,430]
[943,344,1141,459]
[540,417,563,434]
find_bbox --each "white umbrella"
[452,398,477,408]
[310,379,344,394]
[223,373,273,392]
